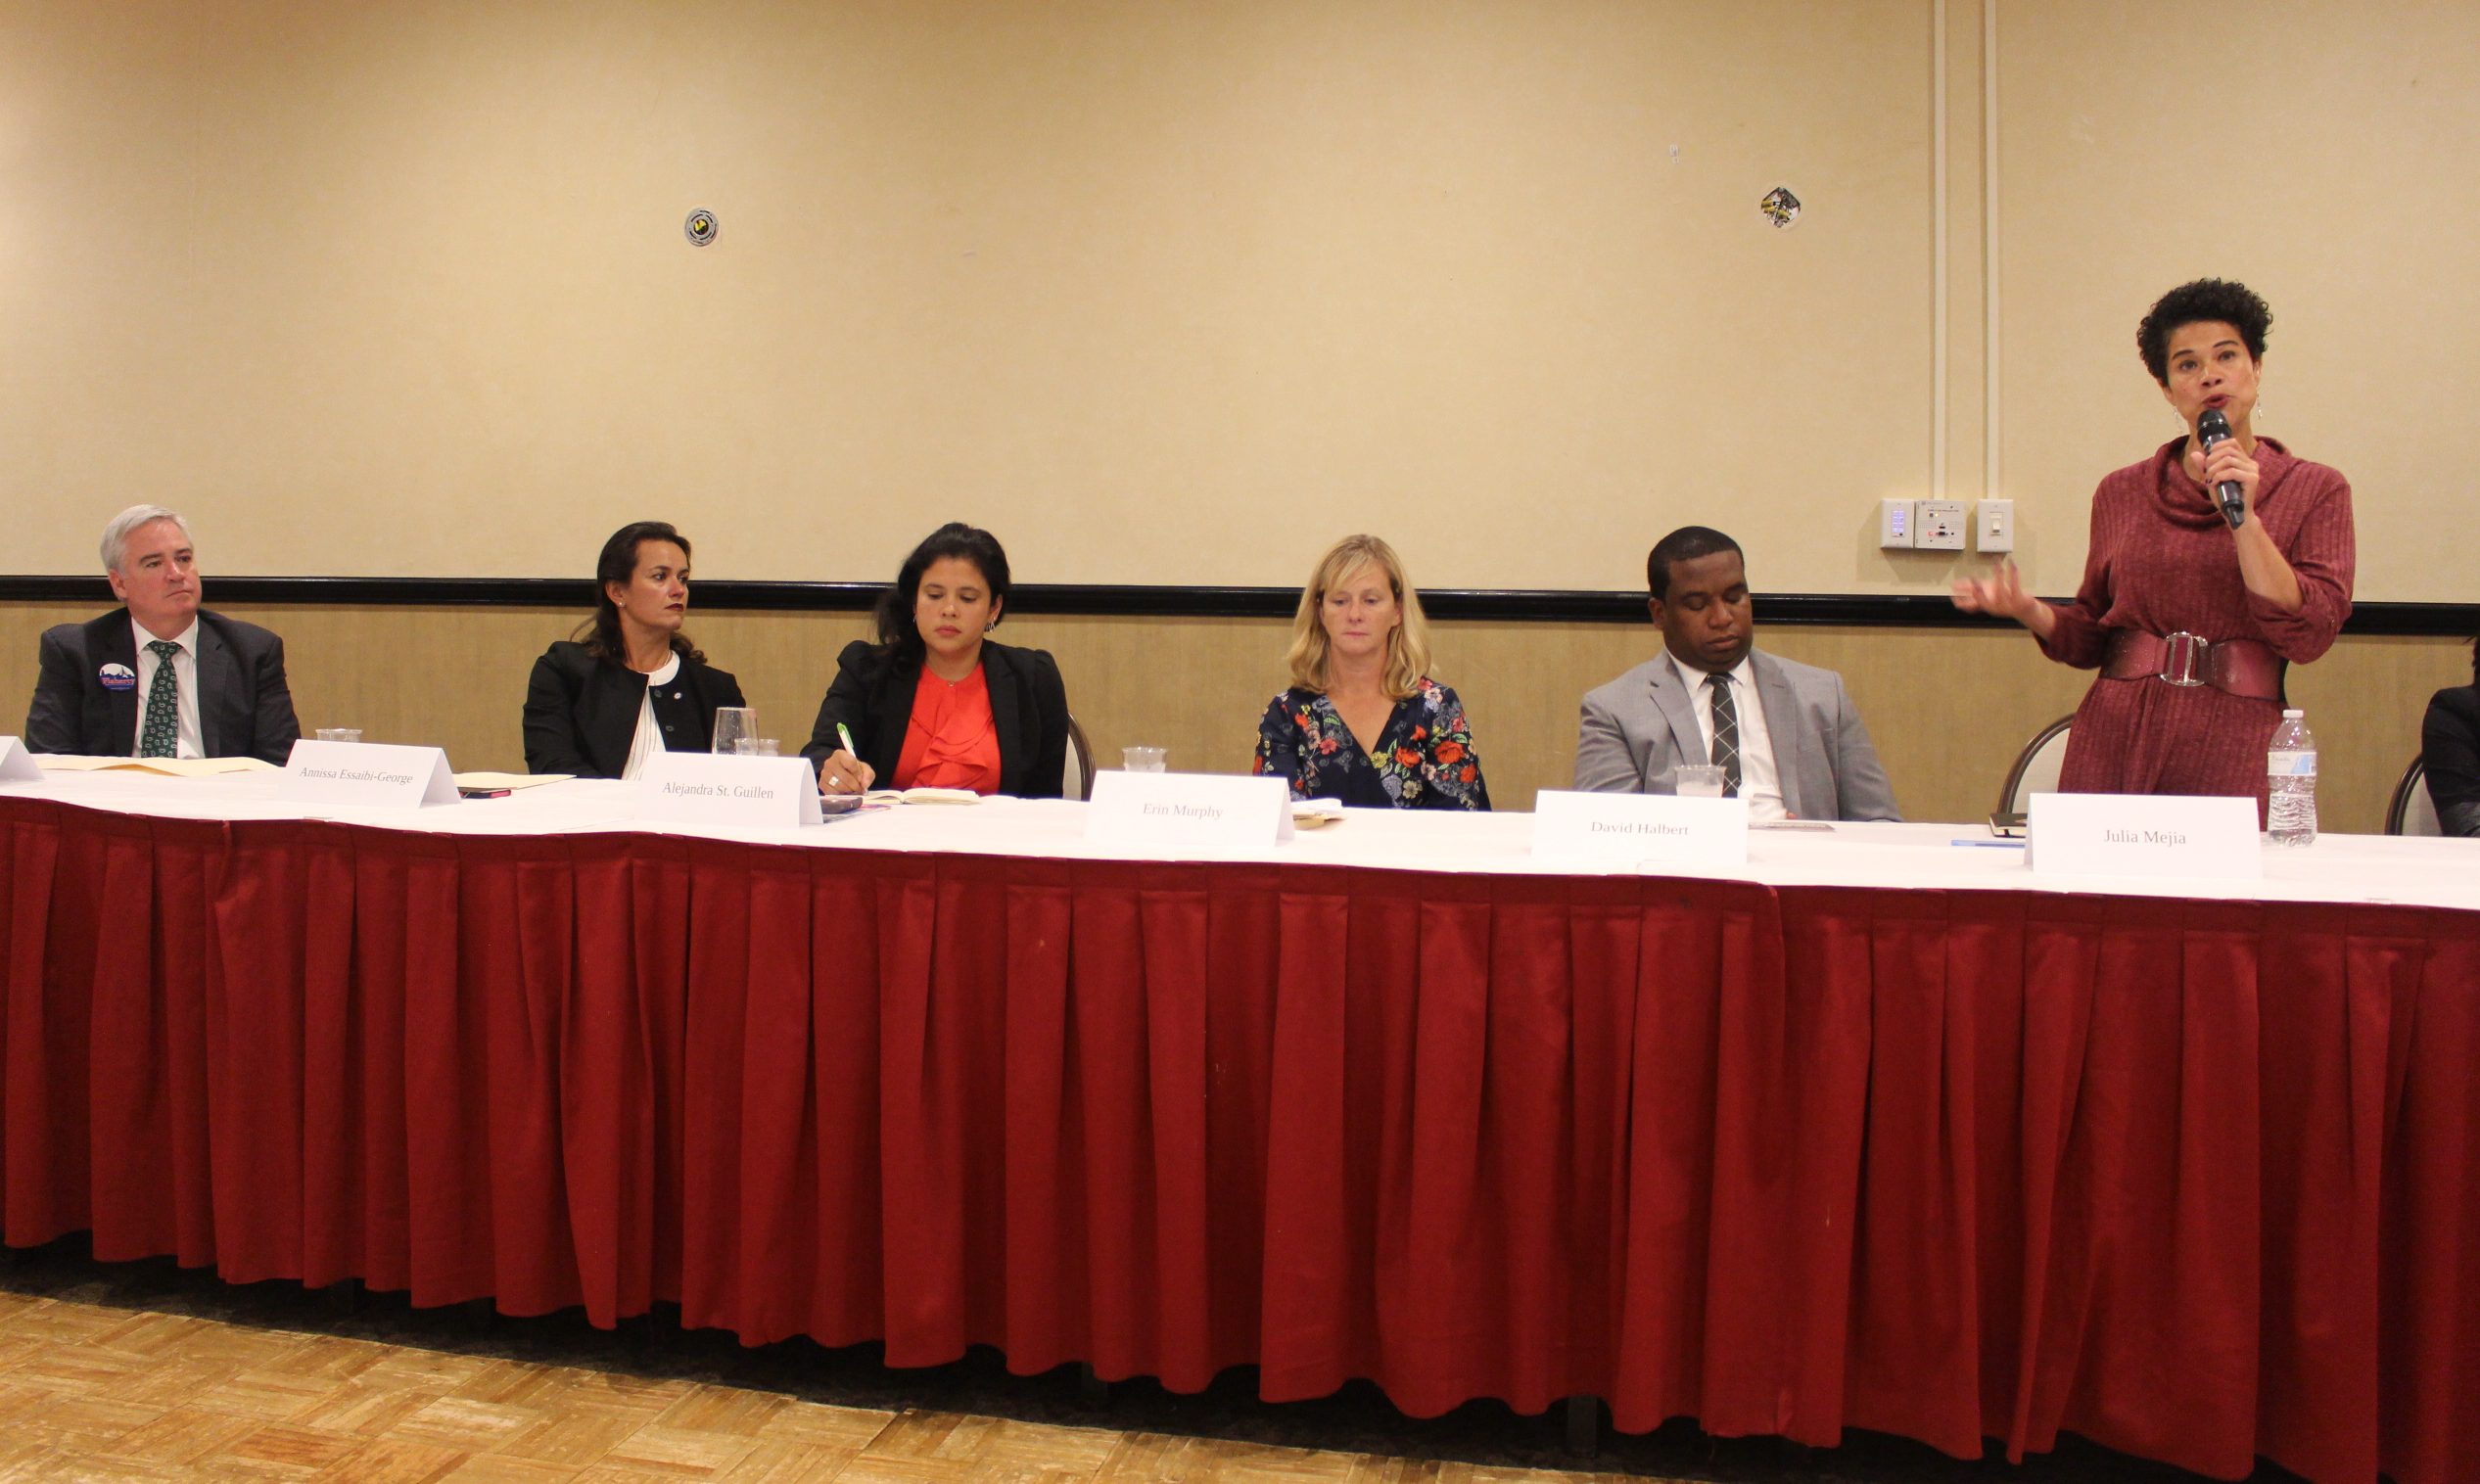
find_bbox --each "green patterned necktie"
[140,638,183,758]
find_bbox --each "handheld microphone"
[2196,407,2246,529]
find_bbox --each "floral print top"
[1252,677,1490,811]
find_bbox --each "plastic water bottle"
[2267,709,2317,847]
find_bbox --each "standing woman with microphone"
[1952,279,2356,812]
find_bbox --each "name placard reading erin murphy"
[2027,792,2261,880]
[1086,770,1293,850]
[277,739,460,808]
[638,752,824,829]
[1531,788,1749,868]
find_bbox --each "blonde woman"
[1250,534,1489,810]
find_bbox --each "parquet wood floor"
[0,1288,1642,1483]
[0,1244,2283,1483]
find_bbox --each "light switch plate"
[1977,498,2015,552]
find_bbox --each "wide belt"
[2101,629,2284,702]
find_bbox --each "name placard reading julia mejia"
[2027,792,2261,880]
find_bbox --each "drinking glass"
[1122,746,1166,773]
[1674,764,1726,798]
[315,728,362,744]
[711,708,757,756]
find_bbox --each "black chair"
[1995,715,2075,820]
[2387,755,2441,836]
[1061,715,1096,801]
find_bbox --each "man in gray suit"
[1574,526,1898,820]
[25,505,301,764]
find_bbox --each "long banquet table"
[2,767,2476,1484]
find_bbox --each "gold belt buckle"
[2158,631,2209,687]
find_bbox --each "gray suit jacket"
[26,609,302,765]
[1573,648,1900,821]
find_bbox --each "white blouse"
[619,652,682,781]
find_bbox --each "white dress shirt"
[130,616,204,760]
[620,652,680,781]
[1663,648,1785,821]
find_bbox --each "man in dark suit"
[24,505,301,764]
[1574,525,1899,821]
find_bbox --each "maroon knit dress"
[2038,436,2355,812]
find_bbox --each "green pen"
[833,723,861,790]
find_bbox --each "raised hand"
[1951,557,2035,621]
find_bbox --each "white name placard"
[278,739,460,808]
[1086,770,1293,851]
[1531,788,1750,868]
[2027,792,2261,880]
[0,737,44,783]
[639,752,824,829]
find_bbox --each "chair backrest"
[1062,714,1095,801]
[1997,715,2075,817]
[2388,755,2441,836]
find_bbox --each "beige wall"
[5,2,2472,825]
[6,2,2476,600]
[6,599,2462,834]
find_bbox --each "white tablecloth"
[9,765,2476,913]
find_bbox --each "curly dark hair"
[580,520,705,667]
[1646,525,1745,601]
[2137,278,2271,384]
[874,522,1013,656]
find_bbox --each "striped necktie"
[140,639,183,758]
[1707,672,1741,798]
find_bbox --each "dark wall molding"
[2,575,2473,636]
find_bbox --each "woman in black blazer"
[803,523,1069,798]
[523,521,747,778]
[2422,639,2480,837]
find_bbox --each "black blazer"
[2422,684,2480,838]
[523,639,748,778]
[802,638,1069,798]
[26,608,301,764]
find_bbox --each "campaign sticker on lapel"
[277,738,460,808]
[99,663,137,692]
[0,737,44,783]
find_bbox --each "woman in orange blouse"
[802,523,1070,797]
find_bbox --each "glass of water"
[711,708,757,756]
[1123,746,1166,772]
[1674,764,1726,798]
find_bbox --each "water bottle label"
[2268,750,2317,778]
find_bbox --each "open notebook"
[861,786,982,805]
